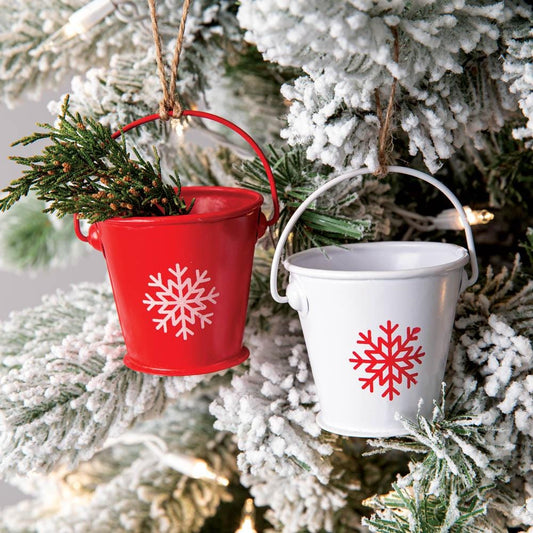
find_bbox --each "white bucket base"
[317,412,410,438]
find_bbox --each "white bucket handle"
[271,165,479,304]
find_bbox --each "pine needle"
[0,96,192,223]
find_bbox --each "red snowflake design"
[349,321,425,401]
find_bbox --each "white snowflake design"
[142,263,219,340]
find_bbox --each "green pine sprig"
[236,146,371,253]
[363,483,487,533]
[0,96,193,223]
[362,386,502,532]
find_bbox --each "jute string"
[374,27,399,177]
[148,0,191,120]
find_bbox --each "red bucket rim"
[97,186,263,226]
[113,109,279,227]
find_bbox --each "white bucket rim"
[283,241,469,280]
[271,166,479,304]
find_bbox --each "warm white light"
[236,516,256,533]
[69,479,83,492]
[66,0,115,36]
[432,206,494,230]
[235,498,257,533]
[172,119,187,138]
[59,22,82,40]
[187,458,230,486]
[466,207,494,226]
[103,433,230,486]
[154,449,230,486]
[32,0,115,54]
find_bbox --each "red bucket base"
[123,346,250,376]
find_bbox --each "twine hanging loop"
[374,27,399,178]
[148,0,191,120]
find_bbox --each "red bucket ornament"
[74,110,279,375]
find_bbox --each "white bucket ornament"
[270,166,479,438]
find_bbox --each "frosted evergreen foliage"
[46,0,243,125]
[41,1,292,173]
[0,196,85,272]
[41,0,245,169]
[0,0,241,107]
[502,16,533,146]
[0,284,108,375]
[0,0,132,106]
[0,400,236,533]
[450,260,533,518]
[211,309,346,533]
[238,0,531,172]
[0,0,532,531]
[0,282,204,475]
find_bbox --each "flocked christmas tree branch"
[238,0,533,173]
[0,0,242,108]
[0,0,531,531]
[0,399,238,533]
[0,282,206,475]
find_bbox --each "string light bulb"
[387,203,494,240]
[104,433,230,486]
[432,206,494,230]
[235,498,257,533]
[61,0,115,38]
[32,0,116,55]
[161,452,229,486]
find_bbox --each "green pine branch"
[362,387,502,532]
[236,147,371,253]
[364,483,487,533]
[0,96,192,223]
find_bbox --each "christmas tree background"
[0,1,532,532]
[0,94,109,508]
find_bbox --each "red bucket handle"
[115,109,279,225]
[74,109,280,243]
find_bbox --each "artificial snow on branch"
[0,281,205,475]
[0,0,129,106]
[238,0,532,173]
[1,399,237,533]
[502,14,533,146]
[212,309,350,532]
[0,0,531,531]
[0,0,242,107]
